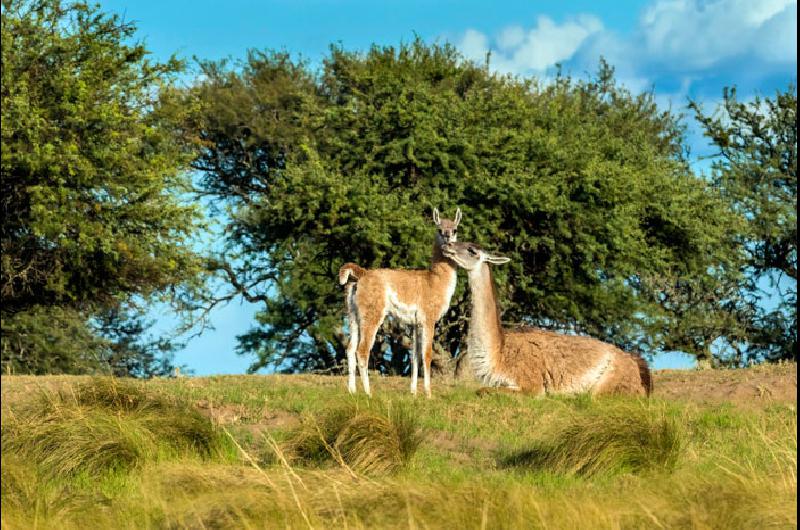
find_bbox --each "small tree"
[1,307,109,375]
[1,0,203,374]
[96,307,187,378]
[691,85,797,363]
[0,305,186,376]
[1,0,202,314]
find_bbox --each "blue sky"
[97,0,797,374]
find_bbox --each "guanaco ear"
[454,207,462,228]
[432,208,441,226]
[486,254,510,264]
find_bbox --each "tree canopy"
[691,85,797,363]
[3,2,793,375]
[1,0,202,313]
[192,41,747,373]
[1,0,202,375]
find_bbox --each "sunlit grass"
[1,378,235,479]
[1,368,796,529]
[285,399,425,475]
[500,400,682,477]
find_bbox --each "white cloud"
[752,2,797,62]
[497,26,525,50]
[456,0,797,84]
[516,15,603,71]
[637,0,797,69]
[459,28,490,64]
[453,0,795,173]
[456,15,604,75]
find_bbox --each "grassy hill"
[1,364,796,529]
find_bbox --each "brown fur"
[339,263,367,285]
[339,263,367,314]
[443,242,650,397]
[341,209,462,397]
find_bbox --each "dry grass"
[0,367,796,529]
[501,400,682,477]
[286,400,425,475]
[1,377,234,479]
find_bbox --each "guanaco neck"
[431,240,457,276]
[466,263,505,376]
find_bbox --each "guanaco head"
[433,207,462,245]
[441,242,510,270]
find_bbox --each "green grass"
[501,400,682,477]
[1,370,796,529]
[1,378,235,479]
[286,399,424,474]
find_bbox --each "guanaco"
[339,209,462,397]
[441,241,651,396]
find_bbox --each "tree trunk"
[697,358,713,370]
[431,343,454,377]
[695,356,713,370]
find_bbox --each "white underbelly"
[437,273,457,320]
[386,290,422,324]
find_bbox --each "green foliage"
[1,0,207,376]
[502,401,682,477]
[0,306,110,375]
[0,304,185,377]
[95,306,187,378]
[1,378,234,479]
[691,85,797,363]
[0,0,203,314]
[286,400,424,475]
[192,40,743,371]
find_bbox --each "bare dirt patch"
[195,400,249,425]
[194,400,300,429]
[653,363,796,407]
[428,431,497,467]
[260,409,301,429]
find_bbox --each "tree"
[1,0,203,374]
[1,0,202,314]
[96,306,187,378]
[192,41,744,373]
[0,305,186,376]
[691,85,797,363]
[1,306,109,375]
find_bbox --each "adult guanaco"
[441,241,651,396]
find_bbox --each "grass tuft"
[503,401,682,477]
[286,400,424,475]
[0,368,794,529]
[1,377,233,479]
